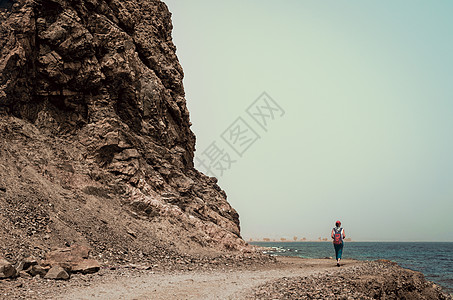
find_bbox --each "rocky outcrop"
[0,0,247,264]
[248,260,453,299]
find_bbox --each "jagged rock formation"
[0,0,247,263]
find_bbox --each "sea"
[250,241,453,294]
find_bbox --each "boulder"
[43,244,100,274]
[46,244,90,262]
[29,265,50,277]
[71,259,100,274]
[44,266,70,280]
[16,257,38,272]
[0,258,17,279]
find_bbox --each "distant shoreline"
[249,240,453,243]
[249,240,351,243]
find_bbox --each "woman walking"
[331,220,346,267]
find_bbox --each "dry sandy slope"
[58,257,358,300]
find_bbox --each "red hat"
[335,220,341,225]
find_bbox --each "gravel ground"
[1,257,451,299]
[247,259,453,300]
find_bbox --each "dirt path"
[58,257,361,300]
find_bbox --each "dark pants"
[334,243,343,260]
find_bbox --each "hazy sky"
[165,0,453,242]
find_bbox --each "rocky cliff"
[0,0,247,263]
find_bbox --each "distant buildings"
[246,236,352,242]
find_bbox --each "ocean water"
[250,241,453,294]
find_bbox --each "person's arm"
[331,229,334,239]
[342,229,346,239]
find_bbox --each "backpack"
[333,227,343,244]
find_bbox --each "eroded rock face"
[0,0,246,262]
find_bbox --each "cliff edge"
[0,0,247,263]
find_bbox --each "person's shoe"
[337,262,340,267]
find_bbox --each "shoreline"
[249,256,453,299]
[252,241,453,295]
[1,255,451,299]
